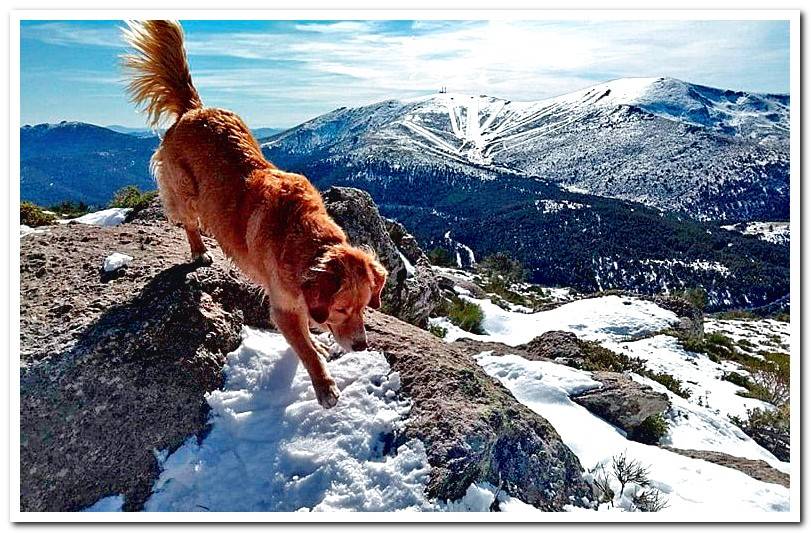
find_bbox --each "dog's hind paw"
[315,381,341,409]
[192,252,213,267]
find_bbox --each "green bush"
[729,405,789,461]
[427,247,454,267]
[48,200,91,218]
[722,371,753,389]
[647,371,691,399]
[672,287,707,311]
[713,310,758,320]
[428,323,448,338]
[574,342,647,374]
[20,202,55,227]
[628,414,669,445]
[477,252,525,284]
[109,186,158,211]
[447,297,485,334]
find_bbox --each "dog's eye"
[334,307,348,314]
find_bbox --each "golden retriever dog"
[121,20,387,408]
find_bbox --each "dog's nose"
[351,340,368,352]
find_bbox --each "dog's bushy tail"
[121,20,202,127]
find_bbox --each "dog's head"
[302,243,388,352]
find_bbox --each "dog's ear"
[368,260,388,310]
[302,265,342,324]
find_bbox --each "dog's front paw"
[314,380,341,409]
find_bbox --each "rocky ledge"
[19,189,592,511]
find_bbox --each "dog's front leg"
[272,309,340,409]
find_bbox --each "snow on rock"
[143,327,433,512]
[398,250,416,277]
[475,353,790,513]
[82,494,124,512]
[60,208,132,227]
[102,252,133,273]
[603,335,772,420]
[20,225,46,238]
[439,482,542,513]
[432,294,678,346]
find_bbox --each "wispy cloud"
[20,19,789,127]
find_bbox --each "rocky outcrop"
[20,222,269,512]
[648,294,704,340]
[20,216,592,511]
[454,332,670,442]
[570,371,669,436]
[365,313,593,509]
[663,448,789,488]
[322,187,441,326]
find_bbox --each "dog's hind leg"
[185,225,213,266]
[152,149,212,265]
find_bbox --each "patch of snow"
[475,353,789,513]
[144,327,433,512]
[639,258,730,277]
[721,222,789,245]
[452,285,472,296]
[629,373,787,473]
[432,295,678,346]
[60,208,132,227]
[705,318,789,356]
[439,482,542,513]
[103,252,133,273]
[535,199,587,214]
[603,335,771,420]
[20,224,46,238]
[83,494,124,512]
[398,250,416,277]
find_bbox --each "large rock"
[20,217,592,511]
[20,223,269,512]
[664,448,789,488]
[648,294,704,340]
[322,187,441,326]
[365,312,593,509]
[570,371,669,436]
[454,332,670,441]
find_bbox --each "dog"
[121,20,387,409]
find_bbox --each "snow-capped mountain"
[264,77,789,221]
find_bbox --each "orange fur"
[122,20,387,409]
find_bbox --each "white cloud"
[21,19,788,126]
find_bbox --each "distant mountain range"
[263,77,788,221]
[105,125,284,140]
[19,78,790,310]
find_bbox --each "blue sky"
[20,19,790,128]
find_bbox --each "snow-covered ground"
[88,327,579,513]
[705,317,790,358]
[476,353,789,513]
[57,207,132,227]
[82,289,790,513]
[603,335,772,419]
[431,294,679,346]
[434,288,790,510]
[721,222,790,246]
[144,328,432,512]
